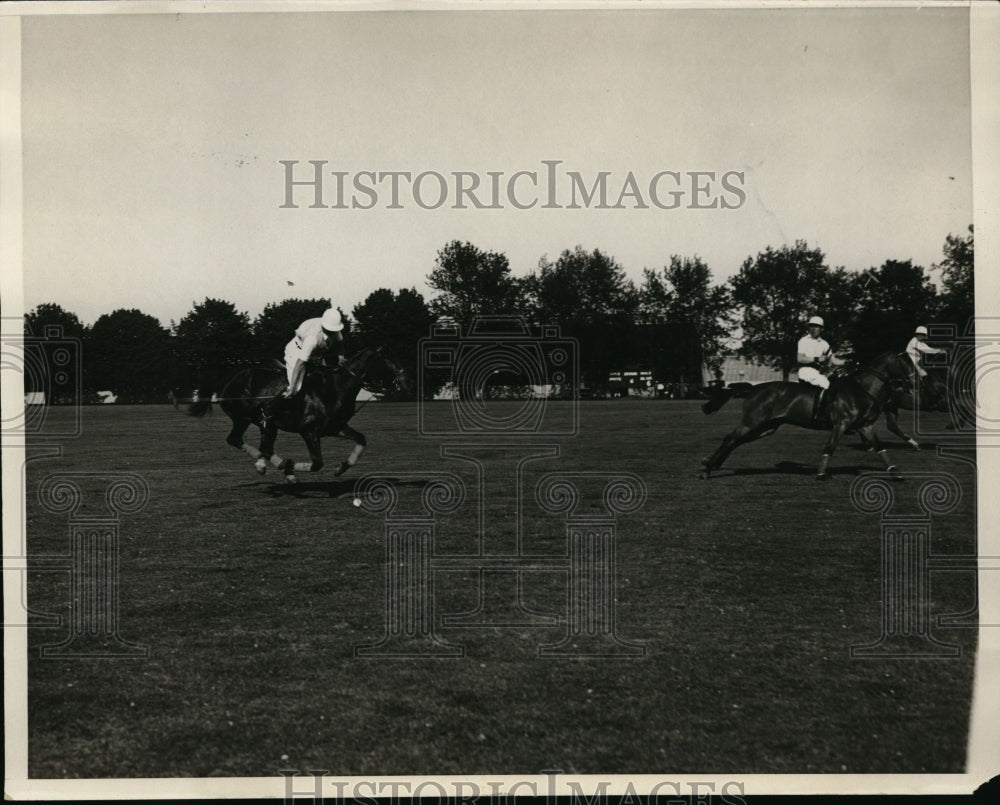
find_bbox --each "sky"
[15,5,974,327]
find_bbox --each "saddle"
[798,379,835,424]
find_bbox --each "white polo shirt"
[798,334,831,365]
[292,317,332,360]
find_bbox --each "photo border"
[2,0,998,798]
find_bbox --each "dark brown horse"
[700,351,914,480]
[874,369,949,450]
[188,347,409,482]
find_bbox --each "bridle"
[339,348,409,415]
[852,353,911,401]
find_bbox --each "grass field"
[24,400,978,777]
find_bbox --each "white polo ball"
[353,498,362,507]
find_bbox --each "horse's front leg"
[858,423,901,477]
[817,419,849,480]
[255,419,288,476]
[282,430,324,483]
[333,424,367,476]
[884,408,920,449]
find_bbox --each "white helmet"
[321,308,344,332]
[914,325,928,336]
[807,316,824,327]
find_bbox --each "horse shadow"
[845,439,940,452]
[260,479,356,499]
[246,476,437,500]
[728,461,872,478]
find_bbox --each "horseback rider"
[796,315,844,413]
[282,307,347,399]
[905,325,946,401]
[262,307,346,424]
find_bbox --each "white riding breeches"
[798,366,830,389]
[284,340,304,392]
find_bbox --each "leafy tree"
[253,298,334,362]
[525,246,638,386]
[427,241,525,327]
[352,288,433,399]
[729,241,854,380]
[84,309,171,402]
[24,302,87,340]
[934,225,974,334]
[22,303,88,402]
[173,298,254,389]
[847,260,939,362]
[527,246,638,326]
[638,256,735,376]
[636,268,673,324]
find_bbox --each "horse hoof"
[334,462,350,477]
[254,458,267,475]
[816,473,830,481]
[285,475,297,484]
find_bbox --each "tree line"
[23,226,973,402]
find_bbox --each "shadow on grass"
[255,475,439,499]
[844,439,936,452]
[725,461,868,478]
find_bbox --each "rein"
[339,350,408,417]
[846,356,907,404]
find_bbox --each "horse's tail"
[701,388,735,415]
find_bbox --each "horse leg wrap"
[245,444,267,474]
[242,443,262,460]
[817,454,830,477]
[346,444,364,467]
[293,461,313,473]
[270,454,285,469]
[877,450,897,473]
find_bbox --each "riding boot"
[817,378,838,422]
[813,388,826,423]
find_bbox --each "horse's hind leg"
[701,422,777,478]
[857,424,901,476]
[333,425,367,476]
[223,416,269,471]
[226,418,250,449]
[251,419,287,475]
[280,430,324,483]
[702,431,740,477]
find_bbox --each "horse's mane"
[346,346,379,366]
[834,351,903,379]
